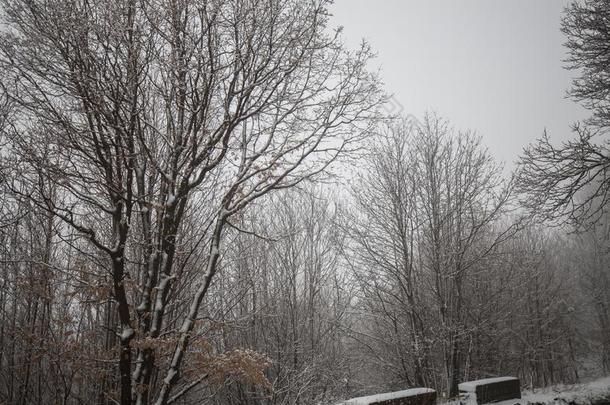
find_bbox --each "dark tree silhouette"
[517,0,610,228]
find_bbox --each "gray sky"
[331,0,588,167]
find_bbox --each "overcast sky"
[331,0,588,167]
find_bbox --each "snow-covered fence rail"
[340,387,436,405]
[458,377,521,405]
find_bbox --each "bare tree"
[517,128,609,228]
[568,214,610,374]
[207,188,353,405]
[517,0,610,229]
[562,0,610,129]
[344,118,430,391]
[347,114,516,398]
[499,227,581,388]
[0,0,382,403]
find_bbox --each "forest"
[0,0,608,404]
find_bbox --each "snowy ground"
[451,376,610,405]
[336,377,610,405]
[516,376,610,404]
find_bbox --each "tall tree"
[0,0,382,403]
[347,115,515,397]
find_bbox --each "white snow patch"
[120,327,134,341]
[519,375,610,404]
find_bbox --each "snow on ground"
[448,376,610,405]
[337,376,610,405]
[518,375,610,404]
